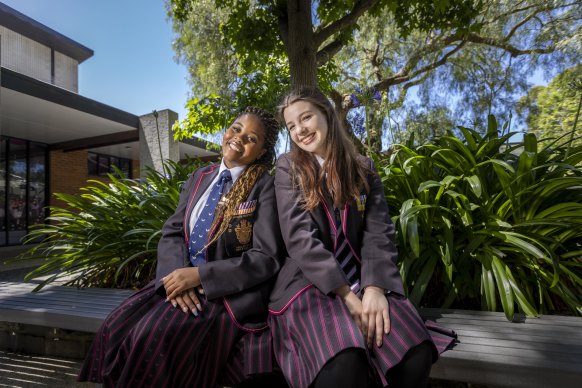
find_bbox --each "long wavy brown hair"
[204,106,279,249]
[278,87,370,210]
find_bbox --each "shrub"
[17,160,206,291]
[377,116,582,319]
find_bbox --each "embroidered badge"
[356,194,367,211]
[235,200,257,215]
[235,219,253,245]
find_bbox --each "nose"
[296,125,308,135]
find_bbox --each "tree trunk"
[286,0,317,88]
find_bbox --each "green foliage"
[518,65,582,148]
[168,0,483,139]
[377,116,582,319]
[17,160,206,291]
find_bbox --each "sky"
[2,0,191,119]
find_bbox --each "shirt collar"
[315,154,325,167]
[218,159,246,184]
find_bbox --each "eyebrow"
[233,120,263,138]
[286,110,312,127]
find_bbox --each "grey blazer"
[269,153,404,313]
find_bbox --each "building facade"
[0,2,216,246]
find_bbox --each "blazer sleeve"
[155,171,198,294]
[360,160,405,295]
[198,173,284,299]
[274,155,348,295]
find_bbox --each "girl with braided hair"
[79,107,285,387]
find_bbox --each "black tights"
[311,348,370,388]
[310,341,433,388]
[385,341,433,388]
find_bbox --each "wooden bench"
[1,281,581,387]
[0,281,133,333]
[421,308,582,388]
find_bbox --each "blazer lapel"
[183,164,220,237]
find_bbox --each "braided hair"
[204,106,279,249]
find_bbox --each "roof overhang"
[1,67,139,145]
[0,67,218,160]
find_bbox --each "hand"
[361,286,391,348]
[335,285,365,334]
[169,288,203,316]
[162,267,201,300]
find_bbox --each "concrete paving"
[0,350,95,387]
[0,247,96,387]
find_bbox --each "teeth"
[228,142,242,152]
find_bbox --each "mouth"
[299,132,316,145]
[227,141,243,152]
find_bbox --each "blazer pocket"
[224,200,257,255]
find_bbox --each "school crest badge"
[235,219,253,245]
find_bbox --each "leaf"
[491,256,514,320]
[409,255,438,305]
[465,175,482,198]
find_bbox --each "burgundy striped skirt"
[78,281,263,388]
[268,286,456,388]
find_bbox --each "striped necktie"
[334,208,361,294]
[189,169,232,266]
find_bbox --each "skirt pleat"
[78,281,253,388]
[269,287,456,388]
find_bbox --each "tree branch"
[316,39,346,66]
[314,0,380,47]
[464,32,554,57]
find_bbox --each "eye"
[302,114,312,122]
[231,126,241,133]
[288,124,295,132]
[248,136,258,143]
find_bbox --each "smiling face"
[283,100,329,158]
[222,114,267,168]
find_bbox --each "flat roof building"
[0,2,215,245]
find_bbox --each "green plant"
[377,116,582,319]
[16,159,206,291]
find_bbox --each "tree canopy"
[168,0,581,151]
[517,64,582,147]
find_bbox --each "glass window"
[98,154,109,176]
[8,138,28,244]
[88,152,98,175]
[88,153,132,178]
[0,138,6,245]
[28,142,47,227]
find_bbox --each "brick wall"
[49,149,140,209]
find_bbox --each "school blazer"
[269,153,405,313]
[156,163,284,331]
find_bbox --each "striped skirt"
[268,286,456,388]
[78,281,261,388]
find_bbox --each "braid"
[202,106,279,250]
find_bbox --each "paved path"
[0,350,94,387]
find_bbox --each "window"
[88,152,132,178]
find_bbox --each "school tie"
[188,170,232,267]
[334,208,361,294]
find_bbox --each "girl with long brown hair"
[268,87,454,388]
[79,107,284,387]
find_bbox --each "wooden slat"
[0,282,132,332]
[1,283,581,388]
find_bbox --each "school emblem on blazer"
[235,219,253,245]
[355,194,367,211]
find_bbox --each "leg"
[311,348,370,388]
[385,341,433,388]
